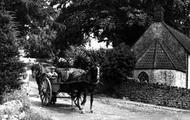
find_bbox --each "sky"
[85,39,113,50]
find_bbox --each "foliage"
[1,88,30,109]
[53,0,148,50]
[57,46,107,70]
[1,0,59,36]
[120,79,190,109]
[63,46,91,70]
[2,0,190,58]
[23,26,56,58]
[2,0,190,56]
[22,109,53,120]
[0,87,52,120]
[51,0,190,51]
[0,10,24,98]
[101,43,135,95]
[0,0,64,58]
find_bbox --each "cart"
[38,66,84,106]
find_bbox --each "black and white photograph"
[1,0,190,120]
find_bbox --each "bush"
[1,88,30,109]
[101,43,135,96]
[121,79,190,109]
[0,87,52,120]
[60,46,107,70]
[57,46,89,69]
[0,10,24,101]
[23,27,56,58]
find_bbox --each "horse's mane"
[85,65,100,84]
[31,63,45,75]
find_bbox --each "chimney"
[153,3,165,22]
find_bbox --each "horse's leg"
[70,91,75,108]
[36,79,41,98]
[73,94,80,110]
[90,92,94,113]
[81,89,87,106]
[75,91,85,114]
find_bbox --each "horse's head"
[31,63,44,79]
[87,64,100,84]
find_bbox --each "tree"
[0,0,64,58]
[2,0,190,58]
[101,43,135,96]
[52,0,149,50]
[141,0,190,32]
[24,25,57,58]
[52,0,190,52]
[0,0,58,35]
[0,10,24,98]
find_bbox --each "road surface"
[24,67,190,120]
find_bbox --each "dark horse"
[31,63,100,113]
[31,63,46,94]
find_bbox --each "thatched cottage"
[131,5,190,88]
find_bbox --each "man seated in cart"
[47,66,58,82]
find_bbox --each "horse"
[31,63,46,95]
[31,63,100,113]
[58,65,100,113]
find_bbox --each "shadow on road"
[30,95,81,114]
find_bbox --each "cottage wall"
[134,69,186,88]
[133,69,154,83]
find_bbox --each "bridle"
[95,66,100,84]
[86,65,101,85]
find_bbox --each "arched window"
[138,71,149,83]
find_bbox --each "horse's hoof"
[80,110,85,114]
[90,110,93,113]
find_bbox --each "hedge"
[101,43,135,95]
[56,46,107,69]
[119,79,190,109]
[0,11,25,103]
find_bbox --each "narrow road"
[25,68,190,120]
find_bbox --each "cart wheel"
[40,77,52,106]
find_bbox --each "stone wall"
[188,55,190,89]
[133,69,186,88]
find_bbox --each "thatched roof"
[163,23,190,54]
[132,22,190,72]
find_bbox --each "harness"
[85,66,100,84]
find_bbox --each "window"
[138,71,149,83]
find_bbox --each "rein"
[96,66,100,84]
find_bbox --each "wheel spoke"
[41,95,45,103]
[45,96,48,103]
[39,77,52,106]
